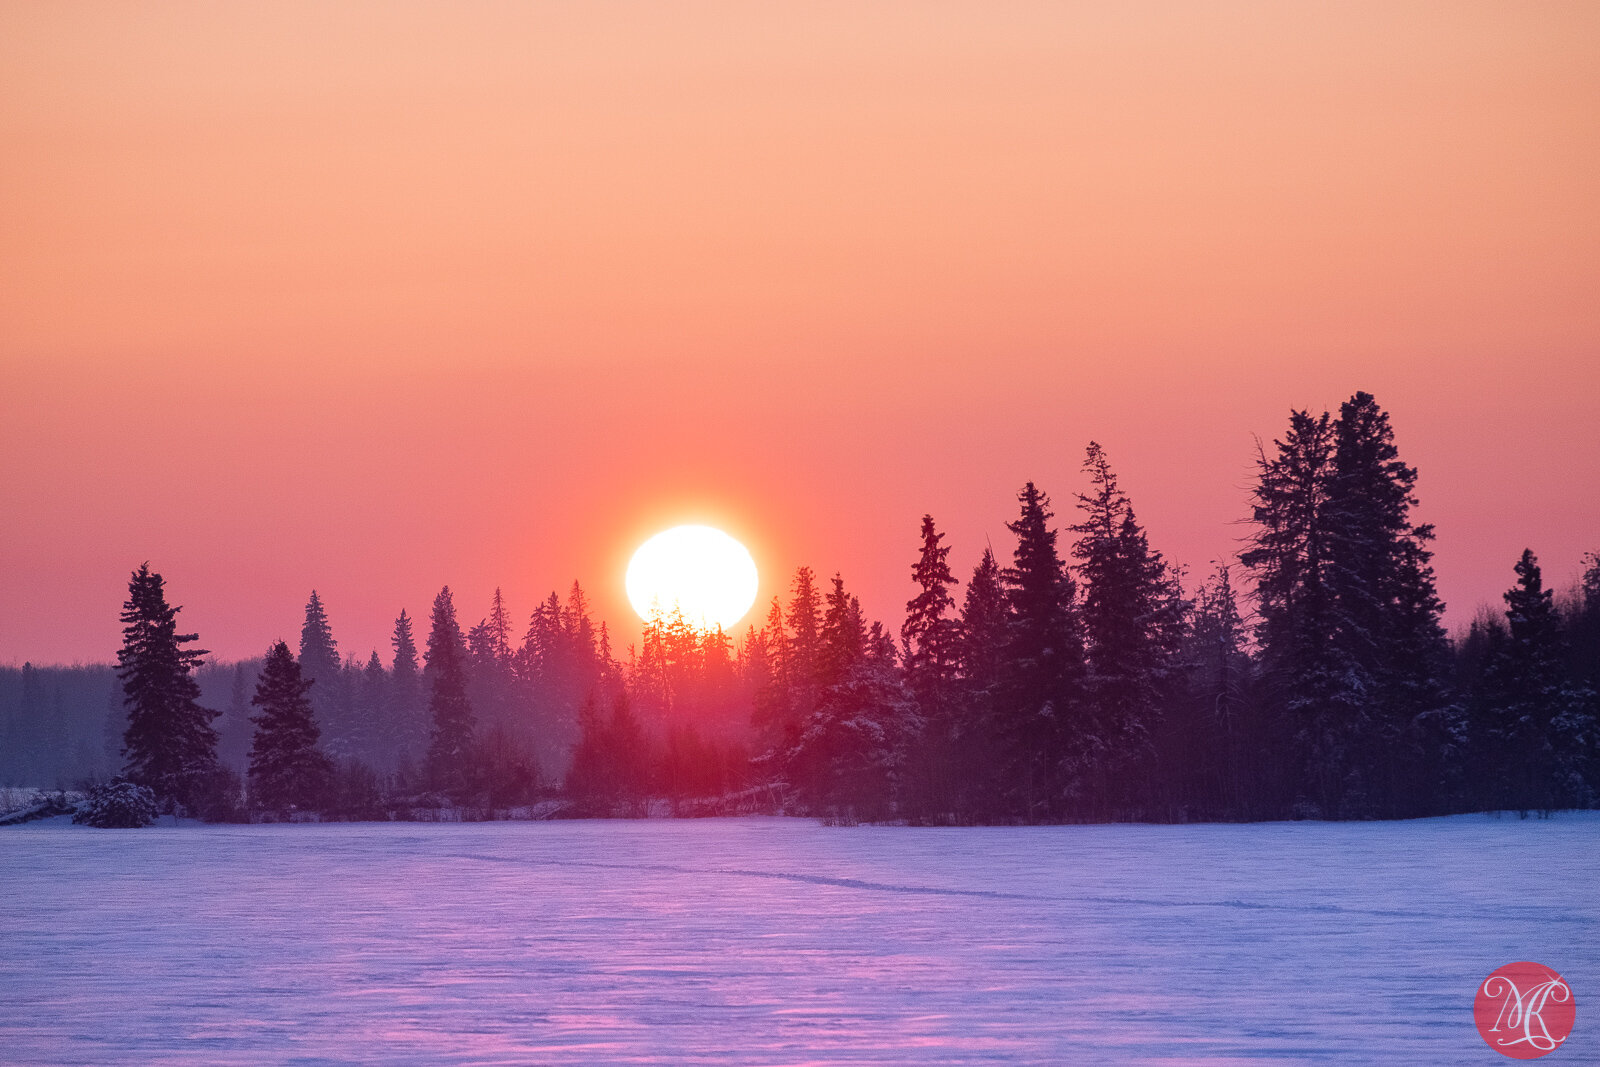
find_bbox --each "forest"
[3,392,1597,824]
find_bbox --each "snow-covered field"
[1,815,1595,1064]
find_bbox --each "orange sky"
[3,2,1598,665]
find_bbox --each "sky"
[2,2,1598,666]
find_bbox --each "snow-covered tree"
[784,644,921,819]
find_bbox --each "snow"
[1,814,1596,1064]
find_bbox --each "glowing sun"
[625,525,759,630]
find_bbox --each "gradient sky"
[3,2,1598,665]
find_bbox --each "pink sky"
[3,2,1598,664]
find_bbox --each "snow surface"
[1,814,1596,1064]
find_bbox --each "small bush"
[73,779,158,828]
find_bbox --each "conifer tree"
[948,547,1009,816]
[566,690,651,815]
[1173,565,1255,817]
[1326,392,1453,812]
[1567,552,1600,719]
[818,573,866,687]
[1480,551,1594,812]
[900,515,961,819]
[298,591,341,689]
[959,548,1008,697]
[902,515,960,705]
[298,591,345,743]
[1244,394,1453,816]
[751,598,791,753]
[247,641,333,814]
[783,567,824,735]
[784,600,918,819]
[788,567,822,690]
[424,586,476,793]
[487,587,514,664]
[390,609,425,767]
[117,564,220,810]
[355,650,386,762]
[1070,443,1186,808]
[998,483,1085,816]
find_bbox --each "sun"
[626,525,759,631]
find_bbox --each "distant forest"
[4,391,1597,823]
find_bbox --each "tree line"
[4,391,1597,823]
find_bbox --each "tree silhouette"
[117,564,219,811]
[424,586,475,793]
[247,641,333,814]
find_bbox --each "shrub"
[72,779,159,828]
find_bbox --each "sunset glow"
[625,526,759,631]
[0,3,1595,665]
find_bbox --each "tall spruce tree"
[298,591,344,743]
[424,586,476,793]
[902,515,960,707]
[117,564,220,810]
[1070,442,1186,812]
[247,641,333,814]
[901,515,962,820]
[1326,392,1453,813]
[298,591,340,686]
[1244,394,1453,817]
[998,482,1085,817]
[390,609,425,768]
[786,567,824,727]
[1241,409,1348,815]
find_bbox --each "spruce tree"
[354,650,386,764]
[952,547,1009,816]
[117,564,220,811]
[1325,392,1453,813]
[900,515,961,820]
[390,609,425,767]
[902,515,960,702]
[487,587,514,664]
[959,548,1008,700]
[247,641,333,814]
[818,574,866,687]
[751,598,791,755]
[786,567,824,726]
[1070,442,1186,811]
[298,591,340,686]
[298,591,344,742]
[1181,565,1253,816]
[1241,409,1347,815]
[998,482,1085,817]
[1481,551,1594,812]
[1244,394,1453,817]
[424,586,476,793]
